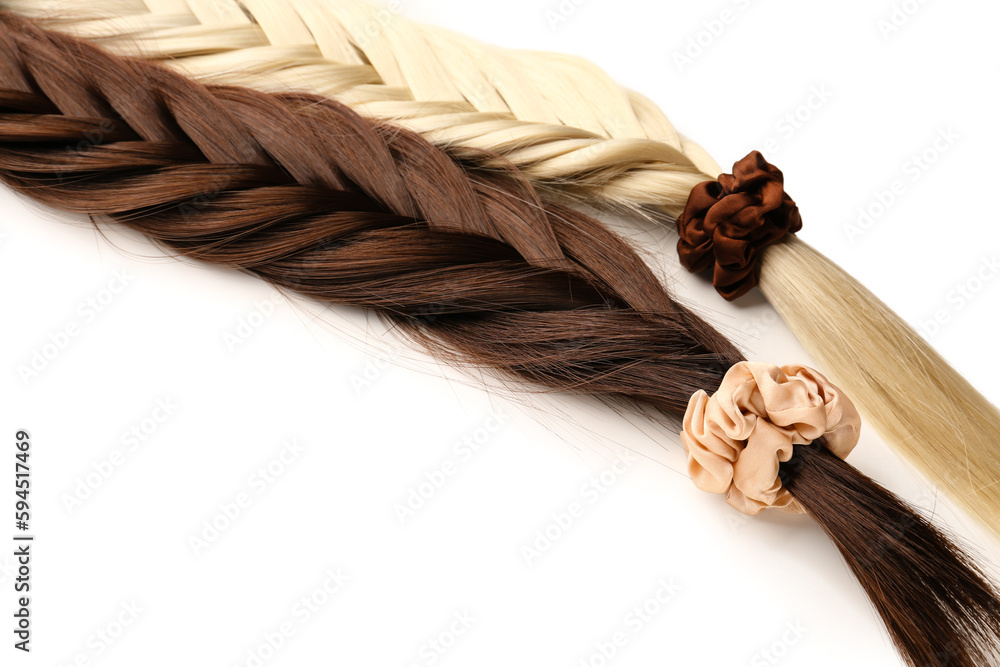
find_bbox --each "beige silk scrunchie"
[681,362,862,515]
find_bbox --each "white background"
[2,0,1000,666]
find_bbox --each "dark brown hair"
[0,13,997,665]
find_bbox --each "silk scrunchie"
[676,151,802,301]
[681,362,861,515]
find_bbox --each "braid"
[0,13,740,412]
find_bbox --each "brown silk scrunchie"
[681,362,861,516]
[677,151,802,300]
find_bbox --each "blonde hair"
[10,0,1000,538]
